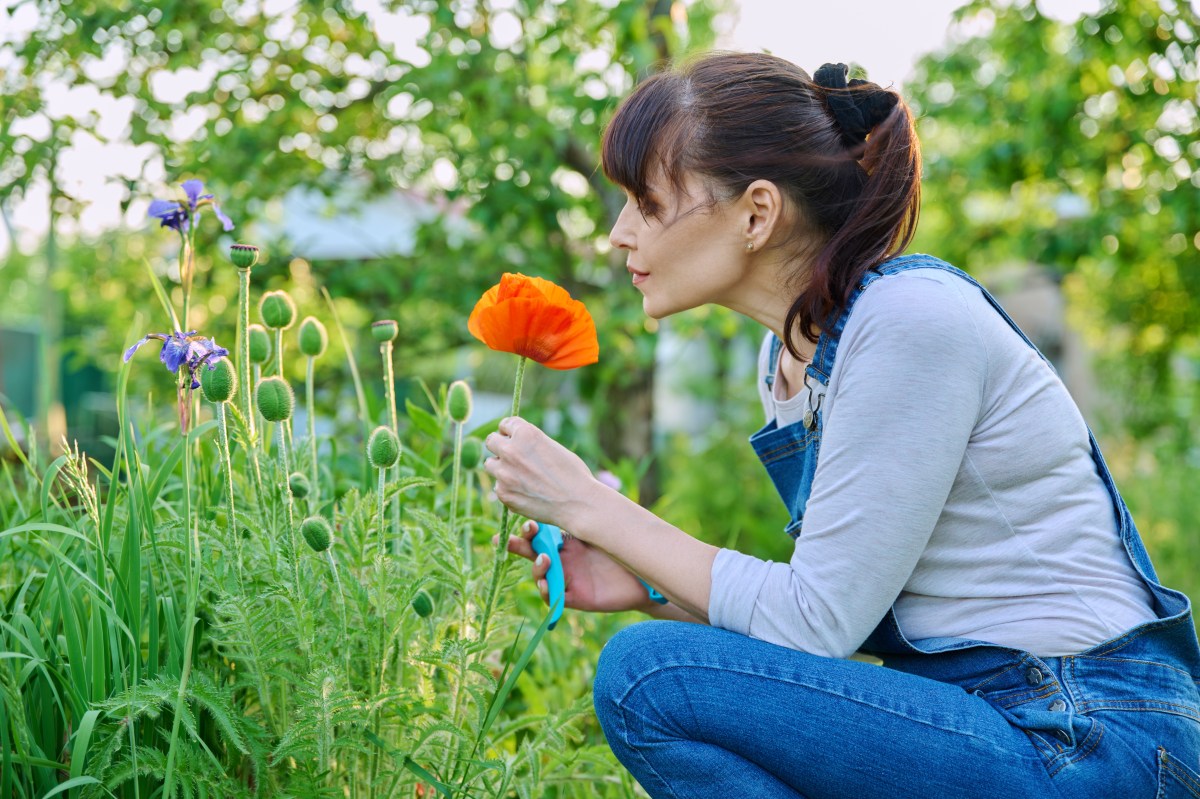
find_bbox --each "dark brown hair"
[601,51,921,357]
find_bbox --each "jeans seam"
[613,688,686,799]
[1088,614,1190,656]
[1160,749,1200,797]
[1046,719,1104,778]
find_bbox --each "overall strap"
[805,254,1050,384]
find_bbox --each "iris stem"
[479,355,527,642]
[164,372,200,799]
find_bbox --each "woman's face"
[608,171,747,320]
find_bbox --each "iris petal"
[211,203,235,231]
[181,179,205,208]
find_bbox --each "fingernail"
[524,521,534,532]
[537,554,547,566]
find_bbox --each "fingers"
[491,520,539,560]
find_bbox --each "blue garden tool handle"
[530,523,667,631]
[638,578,668,605]
[530,523,566,630]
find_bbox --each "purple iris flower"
[147,179,235,233]
[124,330,230,388]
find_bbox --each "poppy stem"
[479,356,527,642]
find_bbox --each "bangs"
[600,72,697,210]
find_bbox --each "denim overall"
[749,254,1200,795]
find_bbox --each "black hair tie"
[813,62,899,148]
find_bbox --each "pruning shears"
[530,522,667,632]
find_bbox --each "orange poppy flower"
[468,273,599,370]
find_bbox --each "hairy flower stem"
[216,403,245,593]
[164,373,200,799]
[276,328,294,455]
[479,356,527,642]
[381,341,400,551]
[306,357,319,503]
[279,423,300,596]
[451,421,466,571]
[325,549,352,683]
[237,268,266,501]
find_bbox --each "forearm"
[567,482,719,623]
[642,598,707,624]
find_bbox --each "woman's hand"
[495,521,655,614]
[482,416,601,535]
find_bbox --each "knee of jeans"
[593,621,665,726]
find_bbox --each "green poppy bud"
[368,425,400,469]
[411,590,433,618]
[460,437,484,469]
[256,376,295,422]
[200,358,237,403]
[248,324,272,364]
[300,516,333,552]
[447,380,472,424]
[259,290,296,330]
[371,319,399,342]
[289,471,311,498]
[298,316,328,358]
[229,243,260,271]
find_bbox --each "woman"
[482,51,1200,798]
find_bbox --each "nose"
[608,200,636,251]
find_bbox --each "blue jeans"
[593,620,1200,798]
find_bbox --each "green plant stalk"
[237,267,266,505]
[479,355,527,642]
[279,422,300,597]
[215,402,245,593]
[382,341,400,551]
[276,327,293,455]
[237,269,254,438]
[306,356,319,504]
[451,421,466,571]
[163,374,200,799]
[179,233,192,332]
[325,549,352,685]
[370,463,388,789]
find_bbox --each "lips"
[628,265,649,285]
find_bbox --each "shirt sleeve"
[708,273,988,658]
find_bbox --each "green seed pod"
[411,590,433,618]
[371,319,399,342]
[289,471,311,498]
[460,437,484,470]
[300,516,333,552]
[229,243,260,270]
[248,324,272,364]
[200,358,237,403]
[256,376,295,422]
[368,425,400,469]
[447,380,472,424]
[298,316,328,358]
[259,290,297,330]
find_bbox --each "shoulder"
[835,268,991,389]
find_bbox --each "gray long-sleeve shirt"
[707,268,1155,658]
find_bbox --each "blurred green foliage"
[906,0,1200,444]
[1,0,726,499]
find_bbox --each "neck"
[720,252,818,358]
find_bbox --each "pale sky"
[0,0,1127,256]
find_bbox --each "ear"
[738,179,785,249]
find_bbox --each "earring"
[746,242,753,251]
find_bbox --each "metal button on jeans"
[1049,699,1067,712]
[1025,667,1044,686]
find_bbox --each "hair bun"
[812,62,899,148]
